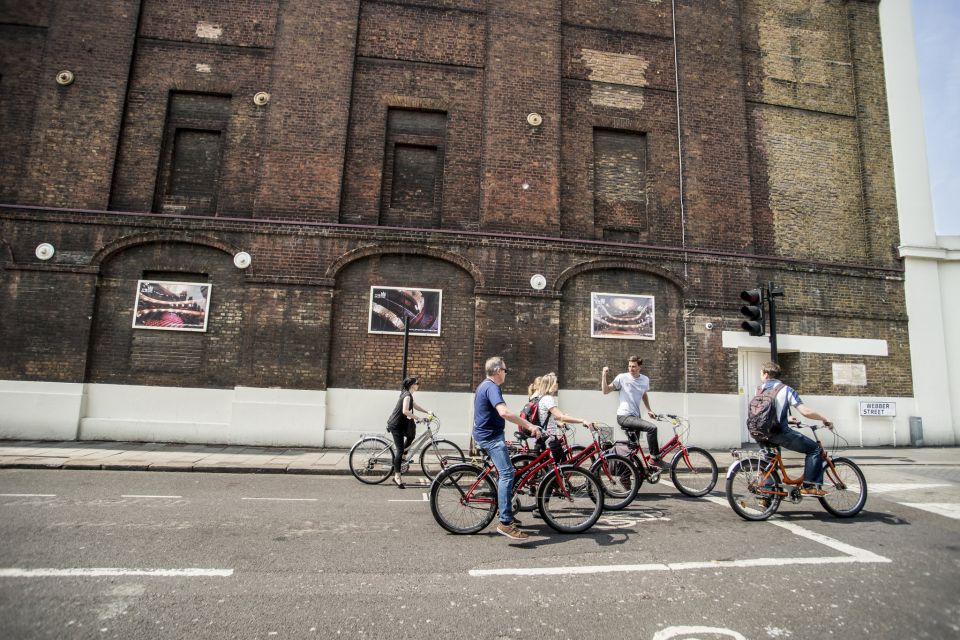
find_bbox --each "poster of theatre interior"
[369,286,442,336]
[591,292,655,340]
[132,280,211,332]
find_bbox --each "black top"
[387,390,415,431]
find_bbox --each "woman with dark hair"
[387,376,429,488]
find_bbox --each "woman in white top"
[533,373,589,462]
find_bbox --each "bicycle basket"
[675,420,690,443]
[594,423,614,447]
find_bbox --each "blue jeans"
[768,427,824,485]
[475,435,514,525]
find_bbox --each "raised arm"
[601,366,616,395]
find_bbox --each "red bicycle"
[510,422,640,511]
[620,414,718,498]
[430,440,605,535]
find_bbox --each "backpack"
[746,383,785,442]
[519,396,545,429]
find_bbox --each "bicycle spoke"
[430,466,497,534]
[818,458,867,517]
[537,467,604,533]
[670,447,718,497]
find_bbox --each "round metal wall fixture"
[35,243,55,260]
[253,91,271,106]
[526,112,543,126]
[233,251,252,269]
[55,70,75,86]
[530,274,546,291]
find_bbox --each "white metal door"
[738,350,769,444]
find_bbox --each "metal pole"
[767,281,779,364]
[401,316,410,382]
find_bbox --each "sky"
[913,0,960,235]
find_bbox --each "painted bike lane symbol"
[653,626,747,640]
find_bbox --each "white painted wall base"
[0,380,84,440]
[0,380,932,449]
[0,382,326,447]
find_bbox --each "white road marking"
[120,494,182,499]
[0,493,56,497]
[870,483,949,493]
[389,492,429,502]
[0,568,233,578]
[898,502,960,520]
[469,496,890,577]
[653,626,746,640]
[241,497,317,502]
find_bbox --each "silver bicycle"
[348,413,465,484]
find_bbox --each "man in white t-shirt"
[601,355,664,469]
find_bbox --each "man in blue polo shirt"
[474,356,542,541]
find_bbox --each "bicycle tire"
[430,464,497,534]
[568,445,590,464]
[669,446,718,497]
[537,466,604,533]
[348,436,395,484]
[726,458,781,521]
[510,454,542,512]
[818,457,867,518]
[589,453,640,510]
[419,438,466,481]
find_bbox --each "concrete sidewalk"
[1,439,958,475]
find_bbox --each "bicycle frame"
[625,415,688,471]
[391,417,441,469]
[462,446,576,507]
[745,425,848,498]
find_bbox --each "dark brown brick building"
[0,0,911,448]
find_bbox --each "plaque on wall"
[369,286,442,336]
[591,292,655,340]
[132,280,211,332]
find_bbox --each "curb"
[0,461,356,475]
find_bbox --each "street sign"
[859,402,896,417]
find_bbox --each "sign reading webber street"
[859,402,896,417]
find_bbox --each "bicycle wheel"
[419,438,466,481]
[430,464,497,534]
[589,453,640,510]
[568,445,591,465]
[348,436,395,484]
[537,466,604,533]
[669,446,718,497]
[818,457,867,518]
[510,454,542,512]
[726,458,781,521]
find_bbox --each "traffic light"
[739,288,765,336]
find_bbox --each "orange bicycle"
[725,423,867,521]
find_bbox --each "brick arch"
[556,259,687,392]
[326,244,483,288]
[90,231,240,268]
[555,258,688,293]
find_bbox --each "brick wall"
[0,0,910,403]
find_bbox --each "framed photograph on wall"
[591,292,655,340]
[132,280,212,332]
[369,286,442,336]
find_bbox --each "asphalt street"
[1,461,958,640]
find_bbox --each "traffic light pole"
[767,282,784,364]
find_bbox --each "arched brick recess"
[328,252,476,391]
[85,240,246,387]
[558,263,686,391]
